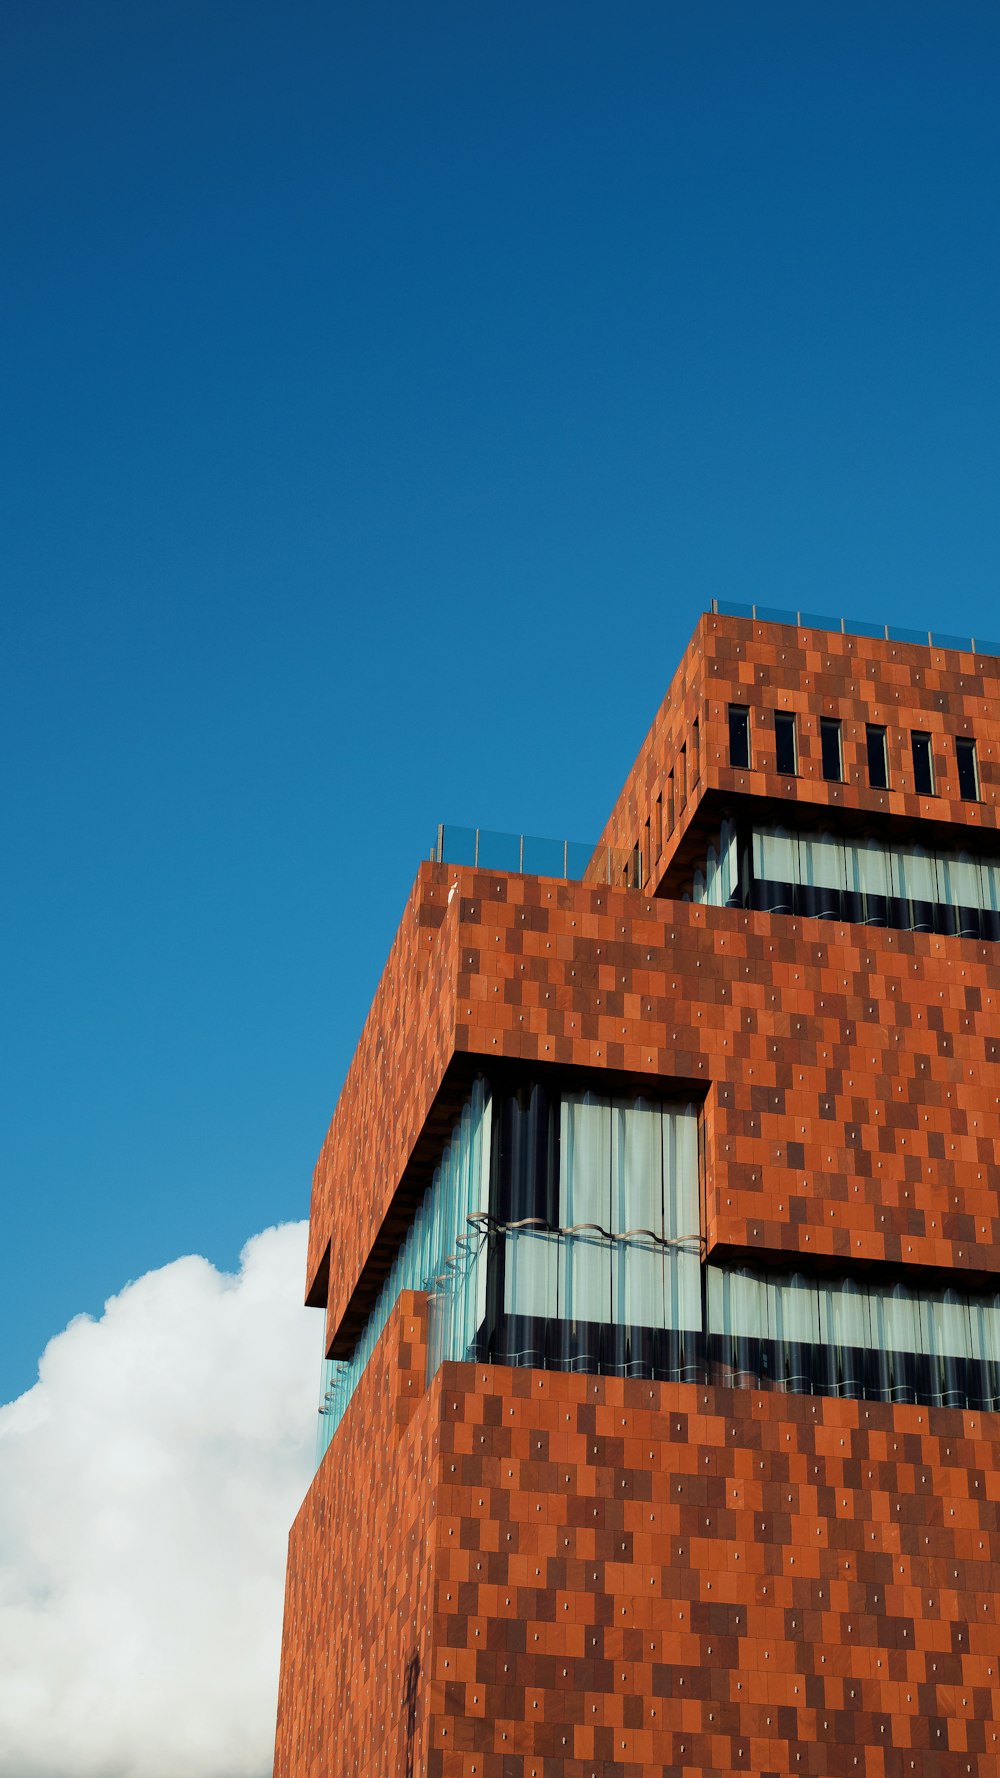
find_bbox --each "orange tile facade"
[275,616,1000,1777]
[587,611,1000,896]
[276,1305,1000,1778]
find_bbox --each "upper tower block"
[587,608,1000,900]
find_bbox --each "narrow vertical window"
[728,705,750,769]
[692,717,700,784]
[667,770,675,834]
[911,732,935,795]
[655,793,663,857]
[678,744,687,808]
[820,717,842,783]
[866,725,889,790]
[956,736,979,801]
[774,711,797,776]
[644,817,651,881]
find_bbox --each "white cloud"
[0,1222,317,1778]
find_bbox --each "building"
[273,606,1000,1778]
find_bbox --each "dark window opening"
[728,705,751,769]
[774,711,797,777]
[678,744,687,808]
[667,770,675,834]
[911,732,935,796]
[692,716,700,784]
[655,793,663,857]
[866,725,889,790]
[820,718,842,783]
[957,737,979,801]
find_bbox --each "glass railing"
[431,824,597,880]
[711,598,1000,657]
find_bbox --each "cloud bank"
[0,1222,317,1778]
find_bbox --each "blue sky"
[3,1,1000,1404]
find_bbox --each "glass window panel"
[939,852,983,911]
[935,854,956,906]
[799,831,845,891]
[704,845,719,906]
[845,839,891,896]
[956,737,979,801]
[752,825,799,884]
[708,1266,763,1339]
[504,1231,559,1318]
[981,861,1000,914]
[663,1104,700,1242]
[614,1236,665,1330]
[728,705,751,768]
[612,1096,664,1236]
[875,1282,919,1354]
[718,819,738,904]
[866,725,889,789]
[769,1272,820,1346]
[671,1250,703,1336]
[774,711,797,776]
[911,732,934,795]
[762,1272,818,1391]
[557,1230,611,1324]
[817,1278,872,1351]
[918,1290,971,1360]
[471,1089,493,1330]
[560,1093,611,1231]
[894,846,939,904]
[968,1295,1000,1379]
[820,718,842,783]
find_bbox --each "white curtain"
[749,825,1000,927]
[799,831,845,891]
[559,1092,613,1323]
[845,838,891,897]
[554,1094,699,1337]
[753,825,798,884]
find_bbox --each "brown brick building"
[274,609,1000,1778]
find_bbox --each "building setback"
[274,609,1000,1778]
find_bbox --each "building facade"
[274,609,1000,1778]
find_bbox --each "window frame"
[774,710,798,777]
[820,717,842,783]
[728,704,751,770]
[866,724,889,790]
[956,736,980,802]
[911,731,935,796]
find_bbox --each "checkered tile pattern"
[275,1295,1000,1777]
